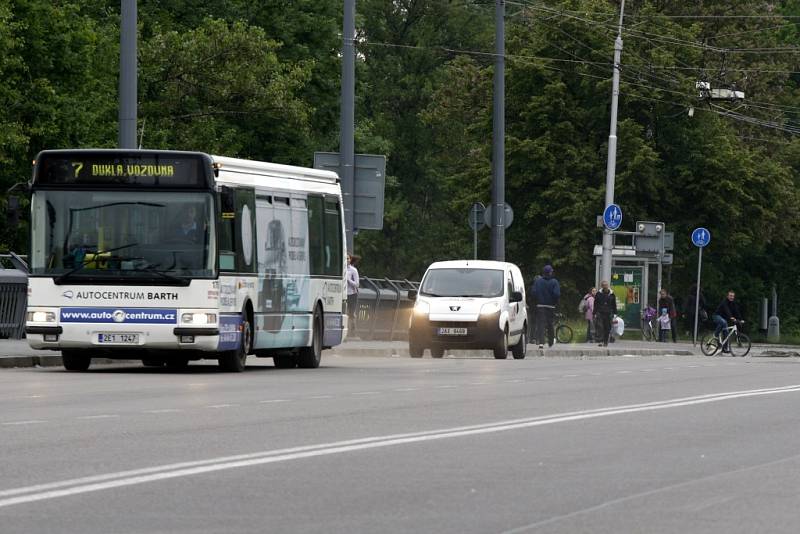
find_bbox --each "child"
[658,307,672,342]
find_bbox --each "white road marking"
[3,384,800,508]
[206,404,238,409]
[562,375,579,378]
[25,395,43,399]
[2,420,47,426]
[143,409,183,414]
[258,399,288,404]
[468,382,487,386]
[394,388,418,392]
[435,385,457,389]
[352,391,379,396]
[309,395,333,399]
[616,371,632,374]
[76,415,119,420]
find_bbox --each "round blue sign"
[603,204,623,230]
[692,227,711,248]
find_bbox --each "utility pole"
[119,0,137,149]
[600,0,625,283]
[491,0,505,261]
[341,0,356,253]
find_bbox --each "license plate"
[438,327,467,336]
[97,333,140,344]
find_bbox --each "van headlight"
[480,302,501,316]
[413,299,430,316]
[181,312,217,325]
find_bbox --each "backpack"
[578,297,587,314]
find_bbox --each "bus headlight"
[27,311,56,323]
[181,312,217,325]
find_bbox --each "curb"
[0,354,139,369]
[328,348,698,359]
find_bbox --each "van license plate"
[98,333,139,344]
[438,328,467,336]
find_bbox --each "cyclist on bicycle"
[712,290,744,354]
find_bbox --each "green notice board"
[611,266,642,329]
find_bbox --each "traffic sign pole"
[693,247,702,346]
[473,203,479,260]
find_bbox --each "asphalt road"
[2,352,800,533]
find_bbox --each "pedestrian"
[658,307,672,342]
[712,290,744,354]
[580,287,597,343]
[346,253,360,335]
[593,280,617,347]
[657,288,678,342]
[532,265,560,349]
[684,284,707,336]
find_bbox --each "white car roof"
[426,260,517,271]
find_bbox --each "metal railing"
[0,254,28,339]
[352,278,420,341]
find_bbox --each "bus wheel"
[219,315,252,372]
[62,350,91,371]
[298,308,323,369]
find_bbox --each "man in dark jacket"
[532,265,560,349]
[593,280,617,347]
[713,290,744,353]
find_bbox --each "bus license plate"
[98,333,140,344]
[438,328,467,336]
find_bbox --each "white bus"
[24,149,348,371]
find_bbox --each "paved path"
[2,354,800,532]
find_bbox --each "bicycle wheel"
[700,334,720,356]
[556,324,573,344]
[729,332,751,357]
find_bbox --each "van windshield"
[420,268,504,298]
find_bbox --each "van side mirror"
[510,291,523,303]
[407,289,417,301]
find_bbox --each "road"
[2,353,800,533]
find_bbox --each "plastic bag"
[612,315,625,337]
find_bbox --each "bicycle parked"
[700,320,751,357]
[641,306,658,342]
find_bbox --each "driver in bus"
[175,206,201,243]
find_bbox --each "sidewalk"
[3,337,799,368]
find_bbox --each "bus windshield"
[30,190,215,281]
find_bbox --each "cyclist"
[712,290,744,354]
[532,264,560,349]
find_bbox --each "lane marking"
[562,375,579,378]
[258,399,288,404]
[3,384,800,508]
[2,420,47,426]
[351,391,379,396]
[206,404,238,409]
[393,388,418,392]
[143,409,183,414]
[309,395,333,400]
[435,385,457,389]
[76,415,119,420]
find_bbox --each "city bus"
[24,149,347,371]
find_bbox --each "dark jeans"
[595,313,612,345]
[712,313,729,351]
[659,328,671,342]
[585,319,595,343]
[535,306,555,346]
[347,294,359,331]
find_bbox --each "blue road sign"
[692,227,711,247]
[603,204,623,230]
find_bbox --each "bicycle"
[554,313,573,344]
[700,321,751,357]
[641,306,658,342]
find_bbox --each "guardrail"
[0,254,28,339]
[353,278,420,341]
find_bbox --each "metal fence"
[352,278,420,341]
[0,254,28,339]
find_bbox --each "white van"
[407,260,528,359]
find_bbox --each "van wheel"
[493,329,509,359]
[431,347,445,358]
[512,328,527,359]
[298,307,322,369]
[219,315,251,372]
[62,350,91,371]
[409,343,424,358]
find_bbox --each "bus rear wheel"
[297,308,323,369]
[62,350,91,371]
[219,315,251,372]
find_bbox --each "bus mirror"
[407,289,417,301]
[219,186,235,219]
[6,195,20,227]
